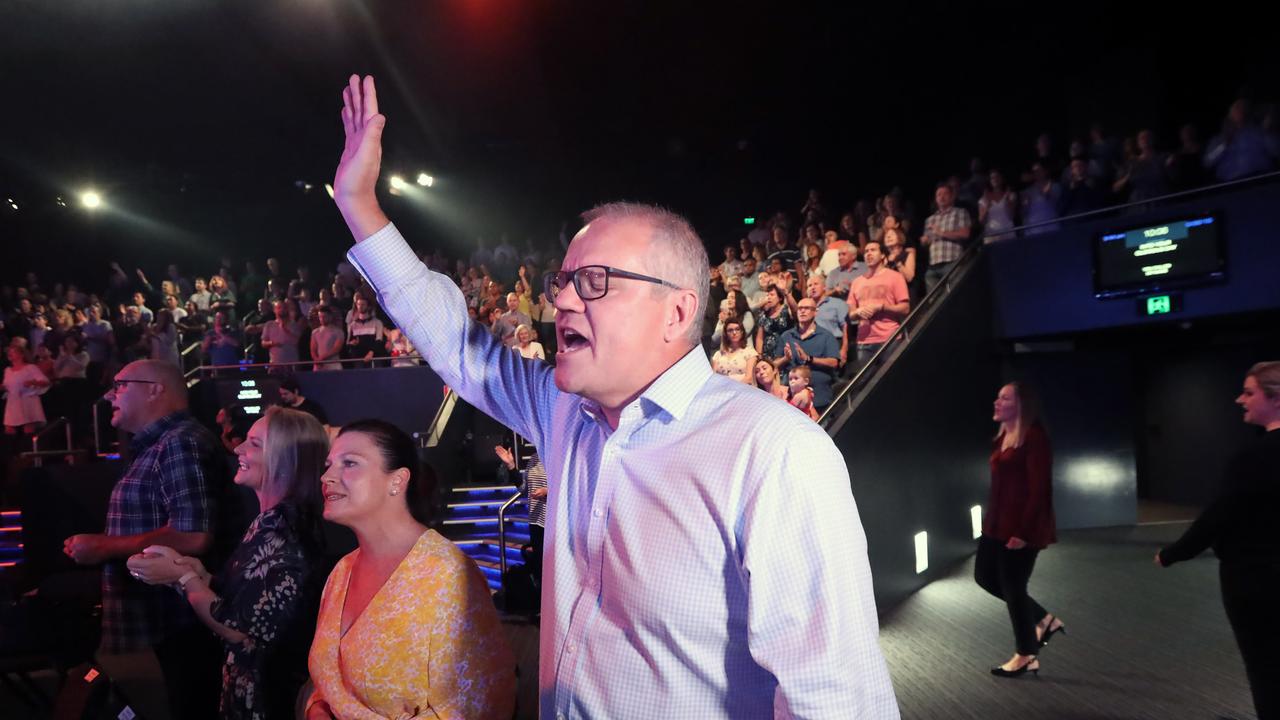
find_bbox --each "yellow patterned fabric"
[307,530,516,720]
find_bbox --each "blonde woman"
[129,407,329,719]
[753,358,789,401]
[3,340,50,434]
[980,382,1061,678]
[1157,361,1280,718]
[513,324,545,361]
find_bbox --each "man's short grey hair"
[580,202,710,346]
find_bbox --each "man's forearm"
[812,356,839,369]
[109,528,212,559]
[337,197,391,243]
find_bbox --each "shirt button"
[586,577,597,590]
[566,643,577,654]
[592,508,603,518]
[557,714,566,720]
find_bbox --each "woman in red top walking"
[978,381,1065,678]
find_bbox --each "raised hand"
[493,445,516,470]
[335,75,391,240]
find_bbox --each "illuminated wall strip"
[971,505,983,539]
[914,531,928,574]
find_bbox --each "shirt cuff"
[346,222,420,290]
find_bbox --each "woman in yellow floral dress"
[305,419,516,720]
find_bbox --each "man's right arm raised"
[332,75,554,446]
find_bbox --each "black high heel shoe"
[1039,616,1067,648]
[990,657,1040,678]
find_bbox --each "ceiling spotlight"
[324,183,335,199]
[389,175,408,190]
[81,191,102,209]
[416,173,434,187]
[8,202,17,211]
[55,196,67,208]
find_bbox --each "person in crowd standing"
[978,381,1064,679]
[1157,361,1280,719]
[304,420,516,719]
[63,359,223,720]
[326,73,896,719]
[129,406,329,720]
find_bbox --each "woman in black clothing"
[1157,361,1280,720]
[129,407,329,719]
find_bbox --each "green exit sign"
[743,217,756,225]
[1139,293,1181,317]
[1146,295,1172,315]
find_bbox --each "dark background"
[3,0,1277,286]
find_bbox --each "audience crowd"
[0,97,1276,718]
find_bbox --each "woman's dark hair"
[338,419,436,526]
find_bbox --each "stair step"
[451,485,519,494]
[441,515,530,526]
[446,499,527,509]
[448,532,532,547]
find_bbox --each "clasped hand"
[126,545,206,586]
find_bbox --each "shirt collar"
[129,411,191,453]
[578,345,712,426]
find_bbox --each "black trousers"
[975,535,1049,656]
[1221,561,1280,720]
[153,623,222,720]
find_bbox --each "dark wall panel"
[832,259,1001,610]
[1003,351,1138,530]
[988,181,1280,340]
[1137,348,1267,506]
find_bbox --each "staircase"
[0,509,23,569]
[442,483,530,592]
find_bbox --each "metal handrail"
[31,416,73,467]
[816,169,1280,429]
[183,354,426,381]
[496,488,524,581]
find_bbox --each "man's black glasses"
[112,379,159,392]
[543,265,681,301]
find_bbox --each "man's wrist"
[336,196,391,242]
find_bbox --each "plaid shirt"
[101,411,219,651]
[923,205,972,265]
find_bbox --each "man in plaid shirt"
[64,359,223,720]
[921,183,973,293]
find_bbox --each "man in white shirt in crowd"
[329,74,898,720]
[188,277,212,313]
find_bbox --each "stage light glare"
[970,505,982,539]
[81,191,102,209]
[389,175,408,190]
[417,173,434,187]
[324,183,335,199]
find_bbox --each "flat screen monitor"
[1092,214,1225,298]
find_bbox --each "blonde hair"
[1248,361,1280,400]
[261,406,330,507]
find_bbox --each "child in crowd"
[787,365,820,421]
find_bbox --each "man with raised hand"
[332,74,898,720]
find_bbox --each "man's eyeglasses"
[111,379,159,392]
[543,265,680,302]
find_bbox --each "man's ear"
[663,289,699,343]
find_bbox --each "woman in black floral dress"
[130,406,328,719]
[754,285,794,361]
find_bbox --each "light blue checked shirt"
[349,224,899,720]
